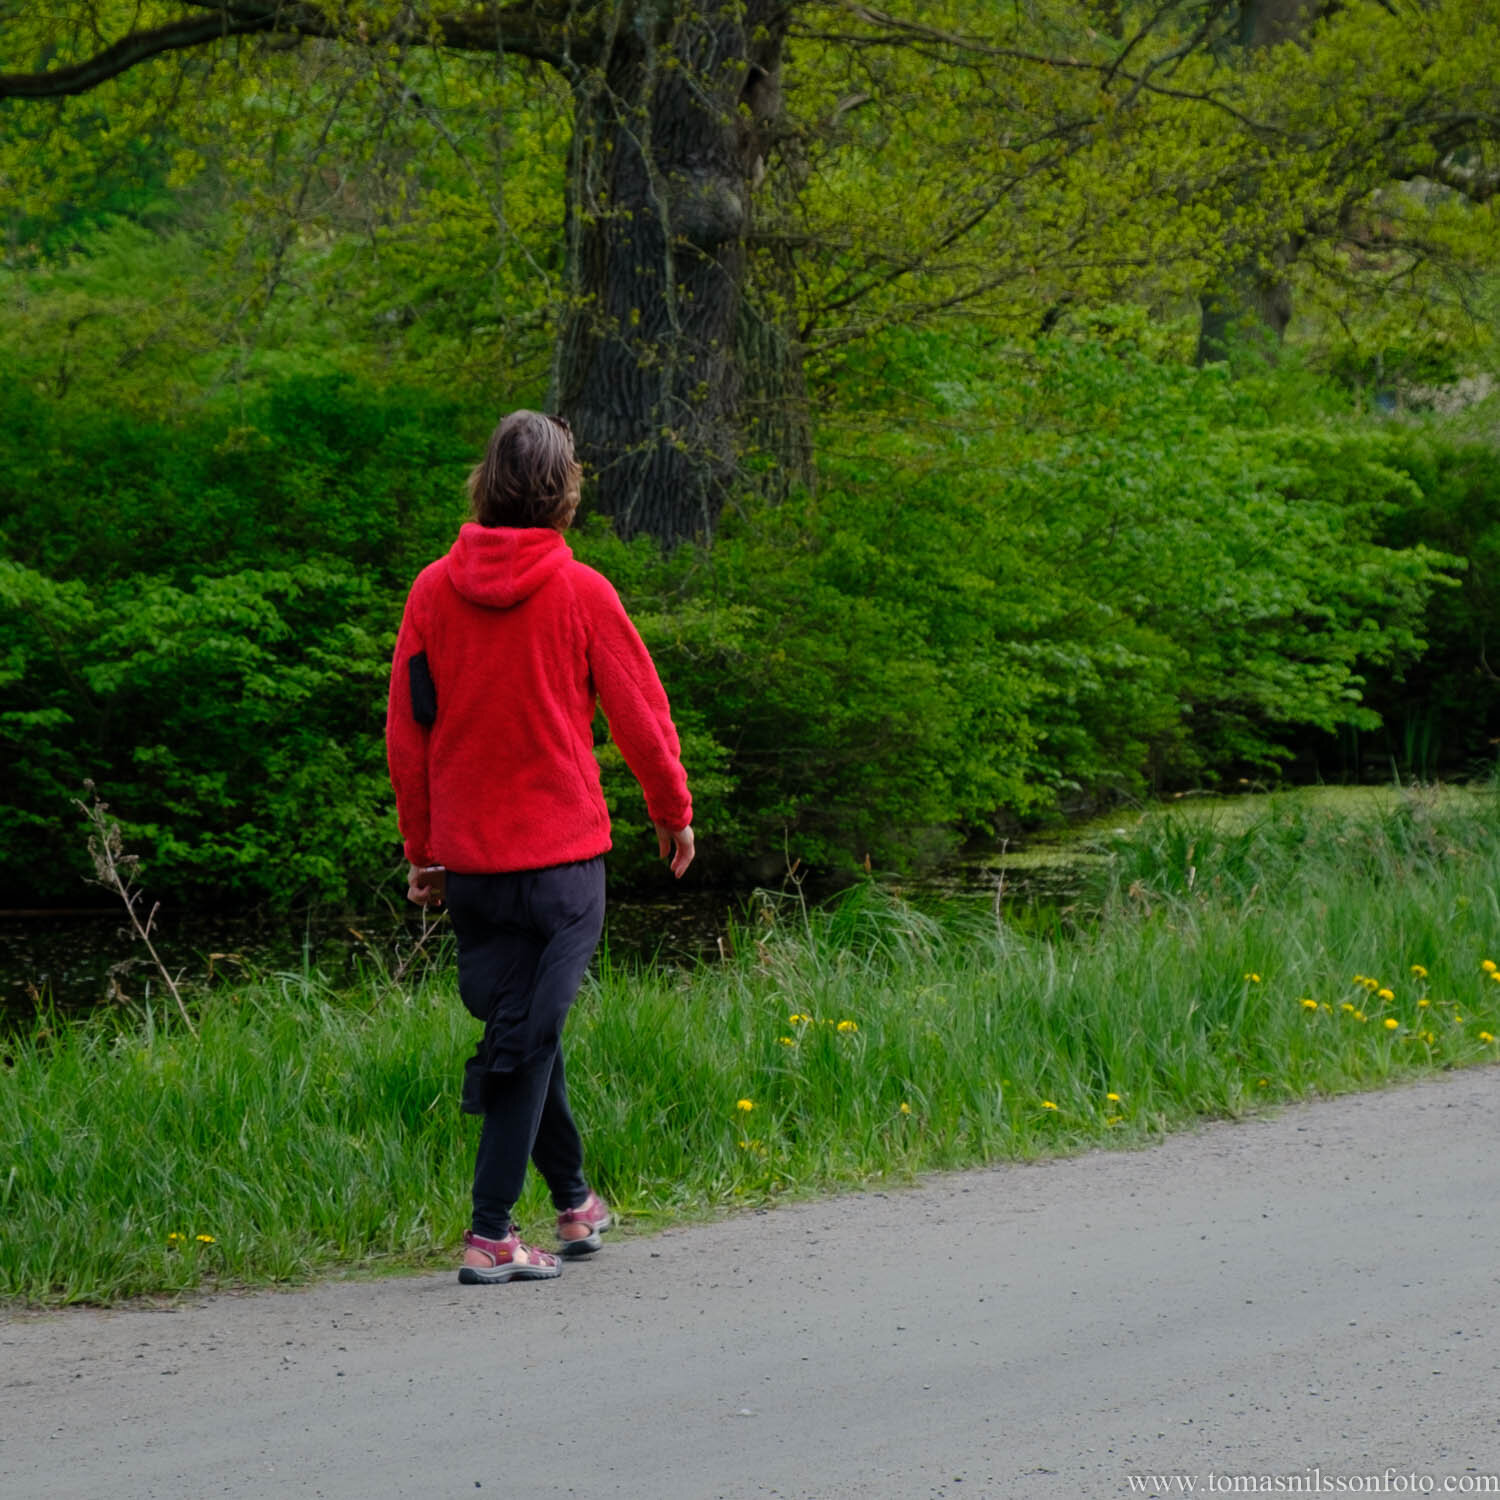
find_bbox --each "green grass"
[6,784,1500,1304]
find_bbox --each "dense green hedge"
[2,334,1496,907]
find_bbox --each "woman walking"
[386,411,694,1285]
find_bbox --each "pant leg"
[471,1065,553,1238]
[531,1047,589,1212]
[451,861,604,1237]
[447,872,544,1115]
[485,858,606,1080]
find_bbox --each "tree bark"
[1197,240,1297,364]
[553,1,792,544]
[1195,0,1322,366]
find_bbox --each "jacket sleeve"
[582,572,694,831]
[386,589,434,866]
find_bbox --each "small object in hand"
[409,864,446,906]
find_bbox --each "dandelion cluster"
[1294,955,1500,1056]
[786,1013,860,1032]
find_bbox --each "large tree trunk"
[1197,241,1297,365]
[554,1,792,545]
[1195,0,1320,366]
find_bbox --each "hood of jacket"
[446,522,571,608]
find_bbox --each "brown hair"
[467,411,582,529]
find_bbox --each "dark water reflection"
[0,889,730,1022]
[0,859,1088,1023]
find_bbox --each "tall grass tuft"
[6,786,1500,1304]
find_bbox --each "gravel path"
[5,1068,1500,1499]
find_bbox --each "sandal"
[458,1227,561,1284]
[556,1191,613,1257]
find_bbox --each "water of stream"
[0,857,1092,1023]
[1,785,1427,1024]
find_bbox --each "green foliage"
[0,373,475,903]
[2,334,1480,903]
[565,330,1464,879]
[1351,427,1500,776]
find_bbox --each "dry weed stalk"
[75,781,197,1035]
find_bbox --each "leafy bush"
[589,330,1459,879]
[0,335,1483,906]
[0,374,474,904]
[1357,432,1500,777]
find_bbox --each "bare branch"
[0,8,282,97]
[0,2,592,100]
[791,0,1285,137]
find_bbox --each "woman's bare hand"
[654,822,695,879]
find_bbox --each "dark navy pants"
[445,859,606,1239]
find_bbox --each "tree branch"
[0,2,593,100]
[0,9,283,98]
[793,0,1284,138]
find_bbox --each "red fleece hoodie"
[386,524,692,873]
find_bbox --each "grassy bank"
[5,786,1500,1305]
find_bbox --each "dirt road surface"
[5,1069,1500,1499]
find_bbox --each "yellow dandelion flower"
[1455,1014,1465,1023]
[1376,988,1394,1001]
[1352,973,1367,985]
[1243,972,1261,983]
[1320,1002,1332,1013]
[778,1036,795,1045]
[836,1019,858,1034]
[1383,1018,1399,1030]
[1257,1078,1269,1087]
[1483,960,1497,974]
[195,1234,215,1244]
[1480,1032,1496,1044]
[166,1232,182,1243]
[788,1013,808,1025]
[1041,1100,1058,1111]
[1106,1092,1122,1102]
[1105,1115,1124,1126]
[1361,977,1379,991]
[899,1102,912,1115]
[1491,972,1500,983]
[1418,998,1430,1009]
[1300,998,1318,1011]
[1354,1010,1367,1022]
[736,1098,754,1112]
[1424,1030,1437,1044]
[1340,1002,1356,1014]
[1410,965,1428,978]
